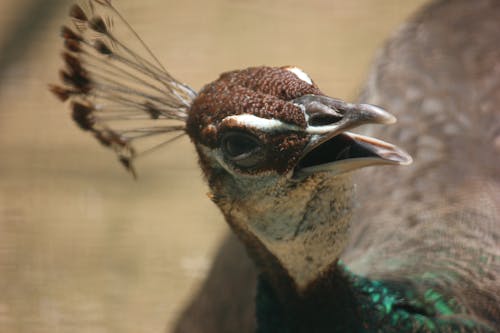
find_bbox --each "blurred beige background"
[0,0,427,332]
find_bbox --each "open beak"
[292,95,412,178]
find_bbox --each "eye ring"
[220,131,264,168]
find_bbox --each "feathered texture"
[49,0,499,331]
[187,66,322,147]
[175,0,500,332]
[344,0,500,328]
[49,0,196,177]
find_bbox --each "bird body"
[256,262,495,333]
[343,1,500,331]
[186,66,497,333]
[51,0,499,332]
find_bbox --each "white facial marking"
[222,114,301,132]
[285,66,313,85]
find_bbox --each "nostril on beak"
[309,112,343,126]
[306,102,343,126]
[294,94,396,135]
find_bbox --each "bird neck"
[217,173,355,293]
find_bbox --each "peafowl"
[50,0,499,332]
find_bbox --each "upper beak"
[292,95,412,178]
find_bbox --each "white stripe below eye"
[222,114,301,132]
[285,66,313,85]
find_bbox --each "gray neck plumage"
[217,173,355,293]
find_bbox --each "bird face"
[187,66,410,191]
[186,66,411,288]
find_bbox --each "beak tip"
[361,103,397,125]
[375,107,397,125]
[400,154,413,165]
[385,114,397,124]
[393,149,413,166]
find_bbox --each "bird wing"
[343,0,500,325]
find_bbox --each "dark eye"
[223,133,258,157]
[221,132,264,168]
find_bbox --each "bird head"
[51,2,410,291]
[186,66,411,289]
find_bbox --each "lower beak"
[294,131,412,178]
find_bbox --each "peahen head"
[49,1,411,291]
[186,66,411,290]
